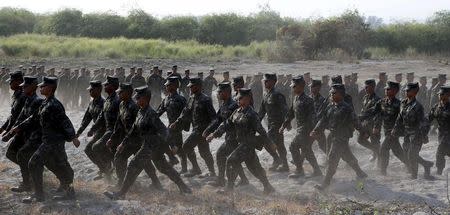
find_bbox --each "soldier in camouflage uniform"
[418,76,428,112]
[320,75,330,97]
[357,79,381,161]
[206,88,275,194]
[157,77,188,173]
[311,84,367,190]
[77,68,91,109]
[392,82,434,180]
[375,72,387,99]
[2,76,39,193]
[372,81,408,175]
[203,82,249,187]
[87,76,120,180]
[180,69,191,98]
[203,68,218,98]
[310,80,328,155]
[131,67,147,89]
[125,67,135,83]
[170,78,216,177]
[280,76,322,178]
[428,86,450,175]
[259,73,288,171]
[429,74,447,109]
[1,71,27,173]
[249,74,263,111]
[75,81,106,179]
[147,66,165,109]
[104,86,192,200]
[222,71,230,83]
[21,77,80,203]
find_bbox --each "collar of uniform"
[107,92,117,100]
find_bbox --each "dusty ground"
[0,59,449,214]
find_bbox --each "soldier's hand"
[10,126,20,135]
[206,134,215,143]
[202,131,208,138]
[106,139,113,151]
[278,126,285,134]
[87,131,93,137]
[72,138,80,148]
[171,146,178,154]
[117,143,124,153]
[169,123,176,130]
[310,131,317,137]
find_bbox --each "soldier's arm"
[173,98,192,128]
[205,97,217,122]
[52,104,76,141]
[153,114,169,142]
[258,99,266,121]
[155,98,166,117]
[76,106,93,136]
[212,110,235,138]
[312,108,329,133]
[282,98,294,127]
[89,110,104,133]
[110,115,123,141]
[204,109,222,137]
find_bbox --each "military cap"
[164,76,180,86]
[420,76,427,80]
[438,85,450,95]
[1,67,6,70]
[237,88,252,99]
[262,73,277,81]
[134,86,152,99]
[223,71,229,75]
[304,72,311,76]
[331,75,343,84]
[152,65,159,70]
[102,76,119,86]
[217,82,232,92]
[232,76,244,86]
[290,76,305,87]
[130,66,136,70]
[310,79,322,87]
[395,73,402,77]
[351,72,358,77]
[407,72,414,76]
[31,65,37,68]
[209,67,215,71]
[6,71,24,83]
[20,76,38,87]
[197,72,204,77]
[185,69,190,73]
[438,74,447,80]
[136,67,143,72]
[172,65,178,69]
[364,79,376,86]
[330,83,346,93]
[187,77,202,87]
[379,72,386,76]
[404,82,419,91]
[166,71,173,76]
[116,83,133,93]
[38,76,58,87]
[344,74,352,79]
[385,81,400,90]
[87,80,102,90]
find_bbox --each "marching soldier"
[320,75,330,97]
[373,81,408,175]
[249,74,263,111]
[357,79,381,161]
[428,86,450,175]
[203,68,218,98]
[157,77,188,173]
[311,84,367,190]
[147,66,165,109]
[180,69,191,98]
[375,72,387,98]
[418,76,428,112]
[280,76,322,178]
[131,67,147,89]
[392,82,434,180]
[169,77,216,177]
[203,82,249,187]
[309,80,328,155]
[22,77,80,203]
[259,73,288,172]
[206,88,275,194]
[87,76,120,180]
[429,74,447,108]
[125,67,136,83]
[104,86,192,200]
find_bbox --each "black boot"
[11,183,31,193]
[103,191,124,200]
[52,186,76,201]
[22,193,45,204]
[423,162,435,180]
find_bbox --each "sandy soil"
[0,59,449,214]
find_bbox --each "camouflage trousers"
[182,132,215,174]
[357,122,381,158]
[436,134,450,174]
[17,139,41,188]
[216,140,247,183]
[402,133,432,178]
[167,130,187,171]
[266,124,286,166]
[378,132,407,174]
[290,132,321,174]
[113,136,142,186]
[29,142,74,196]
[6,134,25,164]
[88,130,114,174]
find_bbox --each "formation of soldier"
[0,64,449,203]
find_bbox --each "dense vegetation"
[0,7,449,61]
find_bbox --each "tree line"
[0,7,449,59]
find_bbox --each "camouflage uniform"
[428,94,450,175]
[203,75,218,98]
[357,83,381,160]
[131,74,147,89]
[311,92,328,154]
[146,73,165,109]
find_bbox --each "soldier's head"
[134,86,152,108]
[419,76,427,86]
[331,75,342,85]
[344,75,352,85]
[209,68,215,76]
[184,69,190,77]
[172,65,178,73]
[321,75,329,85]
[438,74,447,85]
[87,80,102,98]
[136,68,143,76]
[7,71,24,91]
[330,84,345,103]
[237,88,252,107]
[304,72,311,83]
[405,82,419,99]
[197,72,204,80]
[103,76,119,94]
[395,73,402,83]
[188,77,202,95]
[364,79,376,95]
[438,86,450,104]
[432,77,439,86]
[290,76,306,95]
[351,73,358,84]
[152,66,159,73]
[21,76,38,96]
[263,73,277,90]
[310,79,322,96]
[165,77,180,93]
[245,75,252,83]
[217,82,232,101]
[406,72,414,83]
[38,76,58,97]
[223,71,230,81]
[379,72,387,82]
[117,83,133,101]
[130,66,136,74]
[232,76,244,92]
[385,81,400,98]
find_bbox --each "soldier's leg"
[271,127,288,171]
[320,139,341,188]
[196,134,215,176]
[225,144,247,189]
[340,141,367,178]
[410,135,433,179]
[151,148,191,193]
[357,130,379,160]
[92,131,114,174]
[14,142,39,192]
[171,131,187,172]
[84,131,103,169]
[182,133,201,175]
[289,134,304,176]
[215,143,228,185]
[315,131,327,154]
[45,144,76,200]
[378,135,391,175]
[389,136,408,165]
[6,134,24,164]
[244,148,275,193]
[28,144,53,200]
[114,140,140,186]
[300,136,322,176]
[436,136,450,175]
